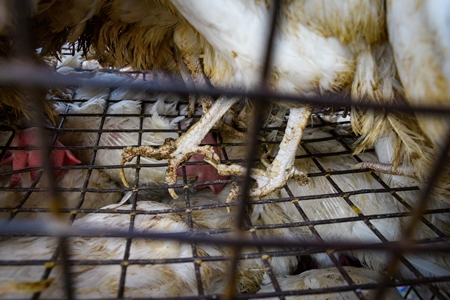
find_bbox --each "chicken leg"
[215,105,313,202]
[352,132,417,178]
[353,161,416,177]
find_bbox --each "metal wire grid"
[0,83,449,299]
[0,0,449,299]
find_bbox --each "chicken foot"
[121,96,240,198]
[212,105,313,204]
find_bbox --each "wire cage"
[0,1,450,300]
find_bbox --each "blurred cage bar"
[0,1,450,300]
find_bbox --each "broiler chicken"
[0,51,78,187]
[241,120,450,288]
[120,0,405,202]
[0,201,222,298]
[387,0,450,152]
[355,131,450,289]
[0,192,296,298]
[0,167,122,221]
[167,184,299,293]
[0,126,122,221]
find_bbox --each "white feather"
[54,73,186,198]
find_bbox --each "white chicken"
[0,0,108,189]
[1,116,447,297]
[0,167,122,221]
[0,191,297,298]
[245,121,450,289]
[0,201,222,298]
[117,0,410,203]
[387,0,450,152]
[27,0,410,205]
[1,2,448,297]
[360,132,450,290]
[167,184,299,293]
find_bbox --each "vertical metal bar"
[223,1,282,299]
[116,95,143,298]
[13,1,74,298]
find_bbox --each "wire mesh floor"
[0,69,449,300]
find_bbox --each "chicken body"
[165,0,403,200]
[0,201,219,298]
[246,122,450,287]
[0,196,295,298]
[32,0,104,55]
[26,0,400,202]
[0,127,121,220]
[167,184,299,293]
[1,122,448,297]
[0,168,122,221]
[348,0,450,202]
[54,74,181,197]
[387,0,450,151]
[360,132,450,289]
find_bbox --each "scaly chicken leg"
[353,162,416,177]
[214,105,313,202]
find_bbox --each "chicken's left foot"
[216,161,309,198]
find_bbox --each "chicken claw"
[121,96,239,198]
[121,138,177,169]
[121,137,221,198]
[216,160,308,198]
